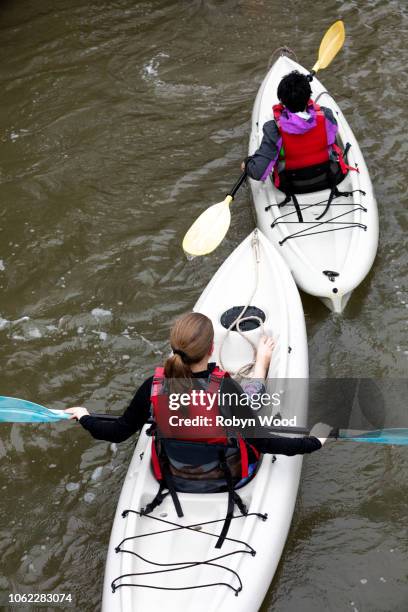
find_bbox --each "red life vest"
[151,365,229,443]
[149,366,257,481]
[273,100,329,170]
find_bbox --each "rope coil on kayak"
[110,509,268,597]
[218,230,265,378]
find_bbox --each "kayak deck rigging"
[267,189,368,246]
[110,509,268,597]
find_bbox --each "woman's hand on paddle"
[65,407,90,421]
[240,161,246,172]
[310,422,333,446]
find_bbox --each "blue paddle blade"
[0,396,70,423]
[339,428,408,446]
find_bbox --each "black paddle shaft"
[91,413,310,431]
[227,171,247,199]
[90,415,338,437]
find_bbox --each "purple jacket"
[246,105,338,181]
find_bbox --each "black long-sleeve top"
[80,364,322,456]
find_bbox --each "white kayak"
[102,229,308,612]
[249,55,379,313]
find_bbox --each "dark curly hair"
[277,70,312,113]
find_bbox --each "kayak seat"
[146,438,259,548]
[271,150,355,221]
[275,160,345,196]
[159,439,258,493]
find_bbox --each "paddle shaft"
[91,413,311,433]
[90,415,335,437]
[227,171,247,199]
[43,410,408,443]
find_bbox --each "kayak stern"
[320,290,352,314]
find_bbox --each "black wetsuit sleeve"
[219,377,322,454]
[248,435,322,455]
[79,377,153,443]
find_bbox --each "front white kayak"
[249,55,379,312]
[102,229,308,612]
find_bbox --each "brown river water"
[0,1,407,611]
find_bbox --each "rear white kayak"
[102,229,308,612]
[249,55,379,313]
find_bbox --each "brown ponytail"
[164,312,214,393]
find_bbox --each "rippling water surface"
[0,1,407,610]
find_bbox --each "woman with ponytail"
[66,313,328,495]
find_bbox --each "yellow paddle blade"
[312,20,345,72]
[182,196,232,257]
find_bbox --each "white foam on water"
[0,317,9,330]
[27,327,42,339]
[136,332,164,356]
[91,308,112,322]
[144,59,158,77]
[13,316,30,325]
[142,52,169,80]
[92,330,108,341]
[84,492,96,503]
[66,482,80,492]
[91,466,103,481]
[0,260,5,271]
[9,129,28,141]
